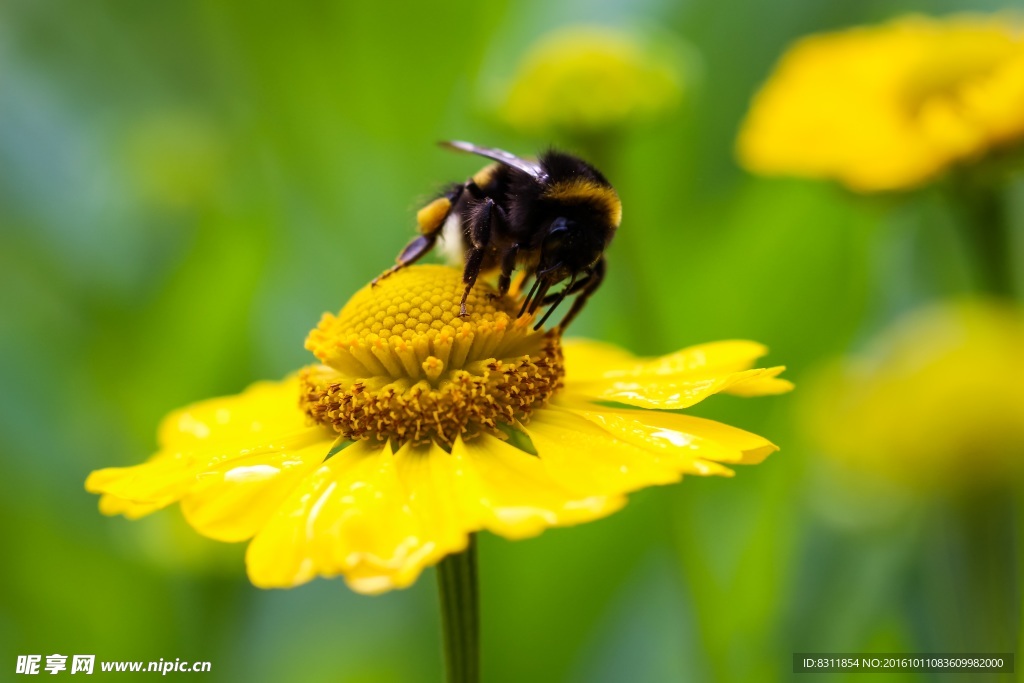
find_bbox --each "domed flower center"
[300,265,564,445]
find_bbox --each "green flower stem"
[1018,495,1024,673]
[951,172,1021,673]
[437,535,480,683]
[958,493,1017,657]
[955,176,1015,299]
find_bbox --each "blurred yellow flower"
[87,265,789,594]
[497,26,690,137]
[738,15,1024,192]
[804,300,1024,491]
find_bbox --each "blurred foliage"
[0,0,1020,682]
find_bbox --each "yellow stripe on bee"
[472,163,499,188]
[543,179,622,228]
[416,197,452,234]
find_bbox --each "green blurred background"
[1,0,1021,681]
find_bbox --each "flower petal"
[86,452,200,510]
[246,440,432,593]
[562,403,778,474]
[565,339,770,379]
[453,433,624,539]
[561,339,639,382]
[391,440,475,561]
[180,441,330,543]
[723,369,794,397]
[97,493,169,520]
[571,366,790,410]
[524,408,682,496]
[245,431,632,592]
[156,377,309,451]
[564,339,791,407]
[86,377,333,523]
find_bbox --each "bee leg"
[518,276,542,318]
[533,272,576,330]
[459,198,500,317]
[554,256,606,333]
[376,176,487,288]
[491,244,520,300]
[372,233,438,286]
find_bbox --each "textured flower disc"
[301,265,563,445]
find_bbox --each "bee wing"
[440,140,548,181]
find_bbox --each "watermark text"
[16,655,211,675]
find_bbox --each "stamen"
[300,266,565,445]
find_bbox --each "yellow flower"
[804,300,1024,491]
[738,14,1024,192]
[496,26,690,137]
[87,265,790,594]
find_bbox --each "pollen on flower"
[301,265,564,445]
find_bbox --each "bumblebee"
[374,141,621,331]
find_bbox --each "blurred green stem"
[960,493,1017,655]
[437,535,479,683]
[1018,494,1024,673]
[952,175,1021,673]
[955,179,1014,298]
[918,492,1016,674]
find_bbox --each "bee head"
[525,215,610,329]
[531,151,620,285]
[531,218,607,295]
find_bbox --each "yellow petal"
[617,340,771,376]
[453,433,624,539]
[563,402,778,473]
[246,441,433,593]
[725,369,794,397]
[156,377,308,451]
[565,339,770,380]
[572,366,790,410]
[86,453,200,510]
[392,440,477,564]
[246,432,620,592]
[564,338,790,408]
[562,339,639,382]
[181,438,332,542]
[98,493,169,520]
[524,408,682,497]
[86,376,332,523]
[245,430,631,591]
